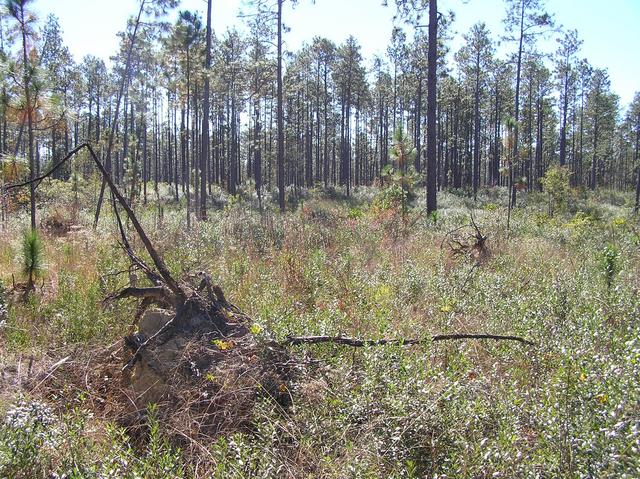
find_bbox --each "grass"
[0,182,639,477]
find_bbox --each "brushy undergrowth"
[0,183,639,478]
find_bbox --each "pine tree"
[21,228,44,295]
[6,0,37,230]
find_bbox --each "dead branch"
[105,286,171,303]
[122,312,178,372]
[469,212,487,247]
[440,225,468,249]
[283,333,536,347]
[459,261,481,292]
[111,194,164,287]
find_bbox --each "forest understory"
[0,0,638,475]
[1,182,639,478]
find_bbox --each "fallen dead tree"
[4,145,535,447]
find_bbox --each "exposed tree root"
[107,286,169,303]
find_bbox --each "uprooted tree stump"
[119,295,293,439]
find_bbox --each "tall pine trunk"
[635,112,640,211]
[276,0,285,212]
[18,2,36,230]
[511,0,526,209]
[473,50,481,199]
[426,0,438,214]
[200,0,212,220]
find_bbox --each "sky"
[31,0,639,106]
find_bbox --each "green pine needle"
[21,229,45,283]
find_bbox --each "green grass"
[0,184,639,478]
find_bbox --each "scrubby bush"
[597,243,621,290]
[0,398,57,478]
[541,165,571,216]
[0,399,185,479]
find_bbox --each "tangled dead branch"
[442,213,488,263]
